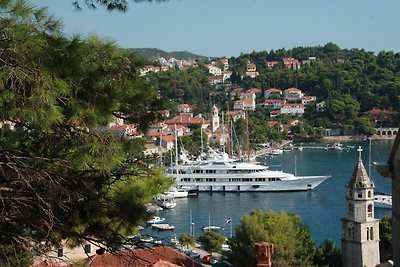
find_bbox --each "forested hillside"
[147,43,400,139]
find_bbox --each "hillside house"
[245,61,259,78]
[223,70,233,82]
[269,110,280,118]
[283,58,301,69]
[301,96,317,105]
[283,87,303,101]
[179,104,191,113]
[207,65,222,76]
[246,88,262,96]
[316,101,327,113]
[208,75,224,85]
[160,135,175,150]
[265,88,282,99]
[226,110,246,122]
[263,99,285,109]
[280,103,305,116]
[267,61,279,68]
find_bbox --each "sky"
[30,0,400,58]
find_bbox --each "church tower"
[211,104,220,133]
[341,146,380,267]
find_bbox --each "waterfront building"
[341,147,380,267]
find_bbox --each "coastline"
[321,134,396,142]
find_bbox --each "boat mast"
[245,110,250,162]
[159,128,163,167]
[222,111,226,154]
[200,125,204,159]
[175,124,179,179]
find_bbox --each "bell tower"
[211,104,219,133]
[341,146,380,267]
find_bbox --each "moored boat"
[146,216,166,224]
[151,223,175,231]
[166,151,330,192]
[201,225,221,231]
[154,194,176,209]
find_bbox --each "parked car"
[202,254,218,264]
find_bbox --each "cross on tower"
[357,146,363,159]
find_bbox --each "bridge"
[375,127,398,137]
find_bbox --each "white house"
[208,75,224,85]
[283,88,303,100]
[263,99,285,109]
[280,103,305,116]
[207,65,222,76]
[316,101,327,112]
[264,88,282,99]
[301,96,317,105]
[179,104,191,113]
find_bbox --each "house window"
[84,244,91,254]
[57,248,63,257]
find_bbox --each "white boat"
[201,225,221,231]
[165,186,189,198]
[151,223,175,231]
[146,216,166,224]
[333,142,343,151]
[154,194,176,209]
[374,192,392,208]
[166,151,330,192]
[269,149,283,155]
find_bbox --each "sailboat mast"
[245,110,250,162]
[222,111,225,154]
[175,124,179,179]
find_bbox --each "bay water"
[141,140,393,248]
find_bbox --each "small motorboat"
[151,223,175,231]
[146,216,166,224]
[201,225,221,231]
[374,192,392,209]
[154,194,176,209]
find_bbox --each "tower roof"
[348,146,374,188]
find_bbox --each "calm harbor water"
[141,140,393,248]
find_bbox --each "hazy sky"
[31,0,400,57]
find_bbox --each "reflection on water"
[141,140,393,247]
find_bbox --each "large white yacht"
[166,151,330,192]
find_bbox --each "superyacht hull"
[175,175,329,192]
[168,151,330,192]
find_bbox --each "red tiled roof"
[268,121,279,126]
[164,116,208,125]
[302,96,316,99]
[264,99,284,103]
[242,99,254,104]
[30,261,65,267]
[266,88,281,93]
[161,135,176,143]
[285,87,301,92]
[226,110,243,116]
[282,104,305,108]
[86,246,203,267]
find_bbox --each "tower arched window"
[367,227,369,240]
[368,191,371,197]
[348,227,351,239]
[370,227,374,240]
[352,226,355,239]
[367,204,373,217]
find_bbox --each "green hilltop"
[126,48,207,61]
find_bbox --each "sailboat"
[201,212,221,231]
